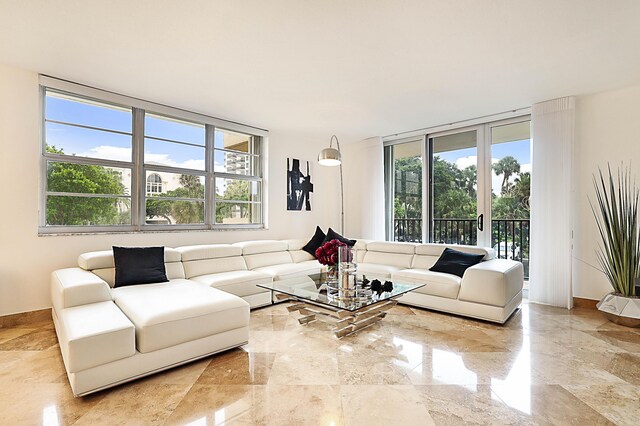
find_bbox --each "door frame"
[427,124,490,246]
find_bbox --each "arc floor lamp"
[318,135,344,234]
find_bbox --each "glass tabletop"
[258,273,424,312]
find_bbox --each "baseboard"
[573,297,598,310]
[0,308,52,327]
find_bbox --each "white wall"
[572,84,640,300]
[0,63,339,316]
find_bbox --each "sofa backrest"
[362,241,416,268]
[354,240,370,263]
[177,244,247,279]
[411,243,496,269]
[77,247,185,287]
[284,239,315,263]
[234,240,293,269]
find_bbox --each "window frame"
[39,76,268,234]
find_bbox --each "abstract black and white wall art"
[287,158,313,211]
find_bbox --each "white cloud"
[80,145,205,170]
[455,156,477,170]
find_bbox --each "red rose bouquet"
[315,239,346,266]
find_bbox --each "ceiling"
[1,1,640,141]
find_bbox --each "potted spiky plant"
[592,165,640,327]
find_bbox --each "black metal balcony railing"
[394,218,530,278]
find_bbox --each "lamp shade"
[318,147,341,166]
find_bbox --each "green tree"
[393,156,422,219]
[493,156,521,194]
[432,156,477,219]
[216,180,250,223]
[145,174,204,224]
[45,145,127,225]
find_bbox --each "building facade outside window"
[40,76,267,234]
[146,173,163,194]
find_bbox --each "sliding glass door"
[384,116,531,278]
[384,139,424,242]
[489,119,531,277]
[429,128,488,246]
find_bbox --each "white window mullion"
[133,108,145,230]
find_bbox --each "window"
[213,129,263,225]
[146,173,163,194]
[40,77,267,233]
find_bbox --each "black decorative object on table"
[361,276,370,288]
[370,279,382,294]
[383,280,394,293]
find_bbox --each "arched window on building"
[146,173,163,194]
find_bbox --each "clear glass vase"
[325,264,339,286]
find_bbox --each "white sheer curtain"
[529,97,575,308]
[343,136,385,240]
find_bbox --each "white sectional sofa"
[51,238,522,396]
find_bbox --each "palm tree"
[179,174,202,198]
[493,156,521,195]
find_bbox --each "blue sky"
[46,94,236,169]
[437,139,531,166]
[436,139,531,195]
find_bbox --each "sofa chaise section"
[51,247,250,396]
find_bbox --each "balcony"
[394,218,530,278]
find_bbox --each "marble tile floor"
[0,300,639,425]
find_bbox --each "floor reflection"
[490,335,532,414]
[1,300,638,425]
[431,348,478,390]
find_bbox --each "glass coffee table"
[258,273,424,338]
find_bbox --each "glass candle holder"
[338,246,357,290]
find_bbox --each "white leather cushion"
[51,268,112,312]
[392,269,462,299]
[177,244,242,261]
[234,240,288,255]
[362,251,414,268]
[91,262,186,288]
[354,240,372,251]
[78,248,181,270]
[191,270,273,297]
[183,256,247,279]
[112,279,249,353]
[411,255,440,270]
[243,251,293,269]
[357,263,401,279]
[57,301,135,373]
[415,243,495,260]
[284,239,308,251]
[289,250,315,263]
[459,259,523,307]
[366,241,417,254]
[253,260,322,281]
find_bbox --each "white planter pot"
[597,293,640,328]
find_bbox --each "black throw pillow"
[113,246,168,288]
[429,248,485,278]
[302,226,326,257]
[323,227,357,247]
